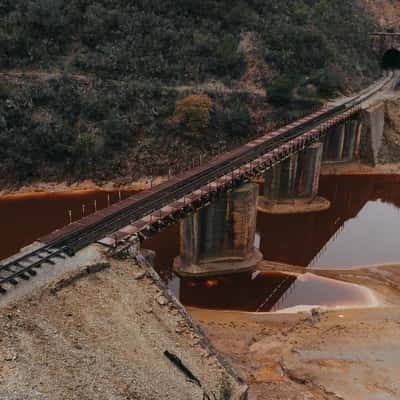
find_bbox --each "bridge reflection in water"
[175,272,372,312]
[0,175,399,310]
[144,174,400,311]
[258,174,400,268]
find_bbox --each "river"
[0,174,399,312]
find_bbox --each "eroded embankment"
[379,96,400,163]
[0,248,247,400]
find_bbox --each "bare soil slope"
[0,258,244,400]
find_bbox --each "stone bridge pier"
[258,142,330,214]
[173,183,262,277]
[322,119,361,163]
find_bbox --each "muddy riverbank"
[0,176,168,197]
[321,161,400,175]
[190,262,400,399]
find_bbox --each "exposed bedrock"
[378,97,400,163]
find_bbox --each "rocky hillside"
[0,1,381,187]
[363,0,400,28]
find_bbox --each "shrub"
[213,34,245,78]
[223,103,255,137]
[218,378,233,400]
[0,0,379,85]
[25,0,69,39]
[226,2,259,30]
[171,94,214,135]
[0,0,382,185]
[101,117,135,149]
[311,66,346,97]
[266,77,296,107]
[82,97,112,121]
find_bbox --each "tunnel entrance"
[382,49,400,69]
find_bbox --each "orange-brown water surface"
[142,174,400,311]
[143,174,400,272]
[0,174,399,312]
[0,189,137,261]
[258,174,400,268]
[175,271,374,312]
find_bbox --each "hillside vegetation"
[0,0,380,185]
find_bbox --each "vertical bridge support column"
[358,103,385,166]
[173,183,263,277]
[296,142,323,197]
[323,119,361,163]
[342,119,359,161]
[259,142,330,214]
[323,124,345,161]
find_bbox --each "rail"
[0,72,395,294]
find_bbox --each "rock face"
[379,98,400,163]
[363,0,400,28]
[359,97,400,165]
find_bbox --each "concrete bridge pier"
[296,143,323,198]
[323,124,346,161]
[359,103,385,166]
[173,183,262,277]
[323,120,361,163]
[342,119,360,161]
[259,142,330,214]
[263,153,299,200]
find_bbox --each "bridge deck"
[0,72,395,293]
[34,74,398,251]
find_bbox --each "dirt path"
[0,68,265,97]
[0,69,91,82]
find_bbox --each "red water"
[143,221,376,312]
[0,189,137,261]
[258,174,400,268]
[175,271,373,312]
[0,174,398,312]
[143,174,400,311]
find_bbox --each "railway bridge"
[0,73,396,292]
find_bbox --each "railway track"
[0,72,396,294]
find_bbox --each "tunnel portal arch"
[382,48,400,69]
